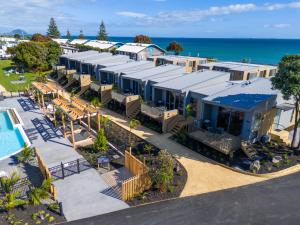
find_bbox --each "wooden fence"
[122,150,151,201]
[35,149,57,200]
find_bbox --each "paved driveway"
[55,169,128,221]
[66,172,300,225]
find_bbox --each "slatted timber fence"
[122,150,151,201]
[35,149,57,200]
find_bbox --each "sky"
[1,0,300,38]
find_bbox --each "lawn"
[0,60,38,92]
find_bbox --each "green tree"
[97,21,108,41]
[14,34,21,39]
[66,30,72,41]
[9,40,60,72]
[11,42,48,71]
[45,40,61,67]
[133,35,152,44]
[0,172,28,212]
[166,41,183,55]
[47,17,61,38]
[31,33,51,42]
[129,119,141,147]
[17,144,34,163]
[271,55,300,148]
[151,150,174,192]
[28,179,51,205]
[94,128,109,153]
[78,30,85,40]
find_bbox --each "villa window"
[217,107,244,136]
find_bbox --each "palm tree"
[0,191,28,212]
[129,119,141,148]
[0,172,28,212]
[17,144,35,163]
[144,144,154,157]
[0,172,20,194]
[28,179,52,205]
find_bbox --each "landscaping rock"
[250,160,261,173]
[272,156,283,164]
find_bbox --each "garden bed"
[81,89,100,102]
[127,156,187,206]
[171,130,300,174]
[82,116,187,205]
[0,204,66,225]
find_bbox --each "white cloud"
[264,23,291,28]
[264,2,300,11]
[122,1,300,25]
[116,11,147,18]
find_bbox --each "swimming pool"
[0,110,27,160]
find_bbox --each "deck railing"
[141,103,165,120]
[111,90,127,103]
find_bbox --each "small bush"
[94,128,109,153]
[150,150,175,192]
[273,162,281,168]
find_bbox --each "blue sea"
[72,36,300,65]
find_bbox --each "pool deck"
[0,97,129,221]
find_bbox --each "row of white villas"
[53,50,293,156]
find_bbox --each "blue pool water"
[0,111,26,159]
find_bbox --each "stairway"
[127,107,140,119]
[75,86,90,97]
[126,99,141,119]
[241,142,257,159]
[63,79,75,89]
[170,116,186,135]
[101,90,112,105]
[269,129,291,145]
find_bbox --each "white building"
[116,43,165,61]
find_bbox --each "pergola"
[31,82,57,109]
[52,97,101,148]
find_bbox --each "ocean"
[74,36,300,65]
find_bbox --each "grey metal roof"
[79,53,113,64]
[81,55,130,65]
[189,81,236,97]
[147,68,186,83]
[149,55,207,61]
[62,50,100,60]
[201,61,277,71]
[122,64,182,81]
[203,78,278,111]
[100,61,155,74]
[153,70,230,93]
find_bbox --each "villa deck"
[189,129,241,155]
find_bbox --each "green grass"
[0,60,39,92]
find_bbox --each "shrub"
[151,150,175,192]
[144,144,154,156]
[273,162,281,168]
[94,128,109,153]
[17,144,35,163]
[48,202,60,215]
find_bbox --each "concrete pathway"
[0,97,128,221]
[65,171,300,225]
[98,107,300,197]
